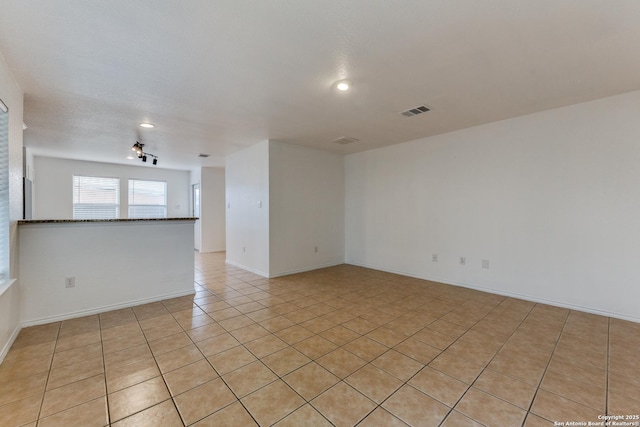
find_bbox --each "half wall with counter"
[18,218,196,325]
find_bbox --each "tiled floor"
[1,252,638,426]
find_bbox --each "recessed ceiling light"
[335,80,352,91]
[126,156,135,160]
[139,123,154,128]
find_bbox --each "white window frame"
[72,175,120,219]
[128,179,167,219]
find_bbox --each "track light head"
[131,141,158,165]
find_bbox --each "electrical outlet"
[242,246,246,253]
[432,254,438,262]
[482,259,490,269]
[65,276,75,288]
[314,246,318,253]
[459,257,466,266]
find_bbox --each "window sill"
[0,278,17,298]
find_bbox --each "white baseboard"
[268,261,345,278]
[20,289,195,327]
[0,323,21,365]
[346,260,640,324]
[224,260,269,278]
[225,259,345,279]
[199,248,226,254]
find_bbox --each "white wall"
[200,167,226,253]
[225,141,270,276]
[346,90,640,322]
[33,156,190,219]
[190,168,202,251]
[0,50,23,363]
[19,221,195,325]
[269,141,344,276]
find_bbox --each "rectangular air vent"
[400,105,430,117]
[332,136,360,145]
[198,153,210,158]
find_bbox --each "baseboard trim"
[0,323,22,365]
[20,289,195,327]
[199,248,226,254]
[268,261,346,278]
[225,260,346,279]
[346,260,640,324]
[224,260,269,278]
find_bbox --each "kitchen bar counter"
[18,218,196,325]
[18,217,198,224]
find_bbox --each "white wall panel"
[33,156,190,220]
[269,141,344,276]
[346,91,640,322]
[200,167,226,253]
[225,141,270,276]
[19,221,195,325]
[0,50,23,362]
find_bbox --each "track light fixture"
[132,141,144,156]
[130,141,158,166]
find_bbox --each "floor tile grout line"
[164,292,263,427]
[222,342,315,423]
[542,314,611,412]
[416,297,538,426]
[190,272,382,426]
[402,296,522,426]
[327,292,515,426]
[103,301,212,424]
[520,305,572,426]
[103,306,186,426]
[13,256,633,427]
[98,314,113,427]
[33,321,61,424]
[138,302,191,427]
[30,322,109,424]
[162,291,229,426]
[208,264,482,423]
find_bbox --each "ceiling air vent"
[400,105,430,117]
[198,153,210,158]
[332,136,360,145]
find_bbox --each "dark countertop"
[18,217,198,225]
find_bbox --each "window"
[192,183,200,217]
[72,175,120,219]
[128,179,167,218]
[0,98,9,284]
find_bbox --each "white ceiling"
[1,1,640,170]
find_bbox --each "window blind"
[128,179,167,218]
[72,175,120,219]
[0,100,9,284]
